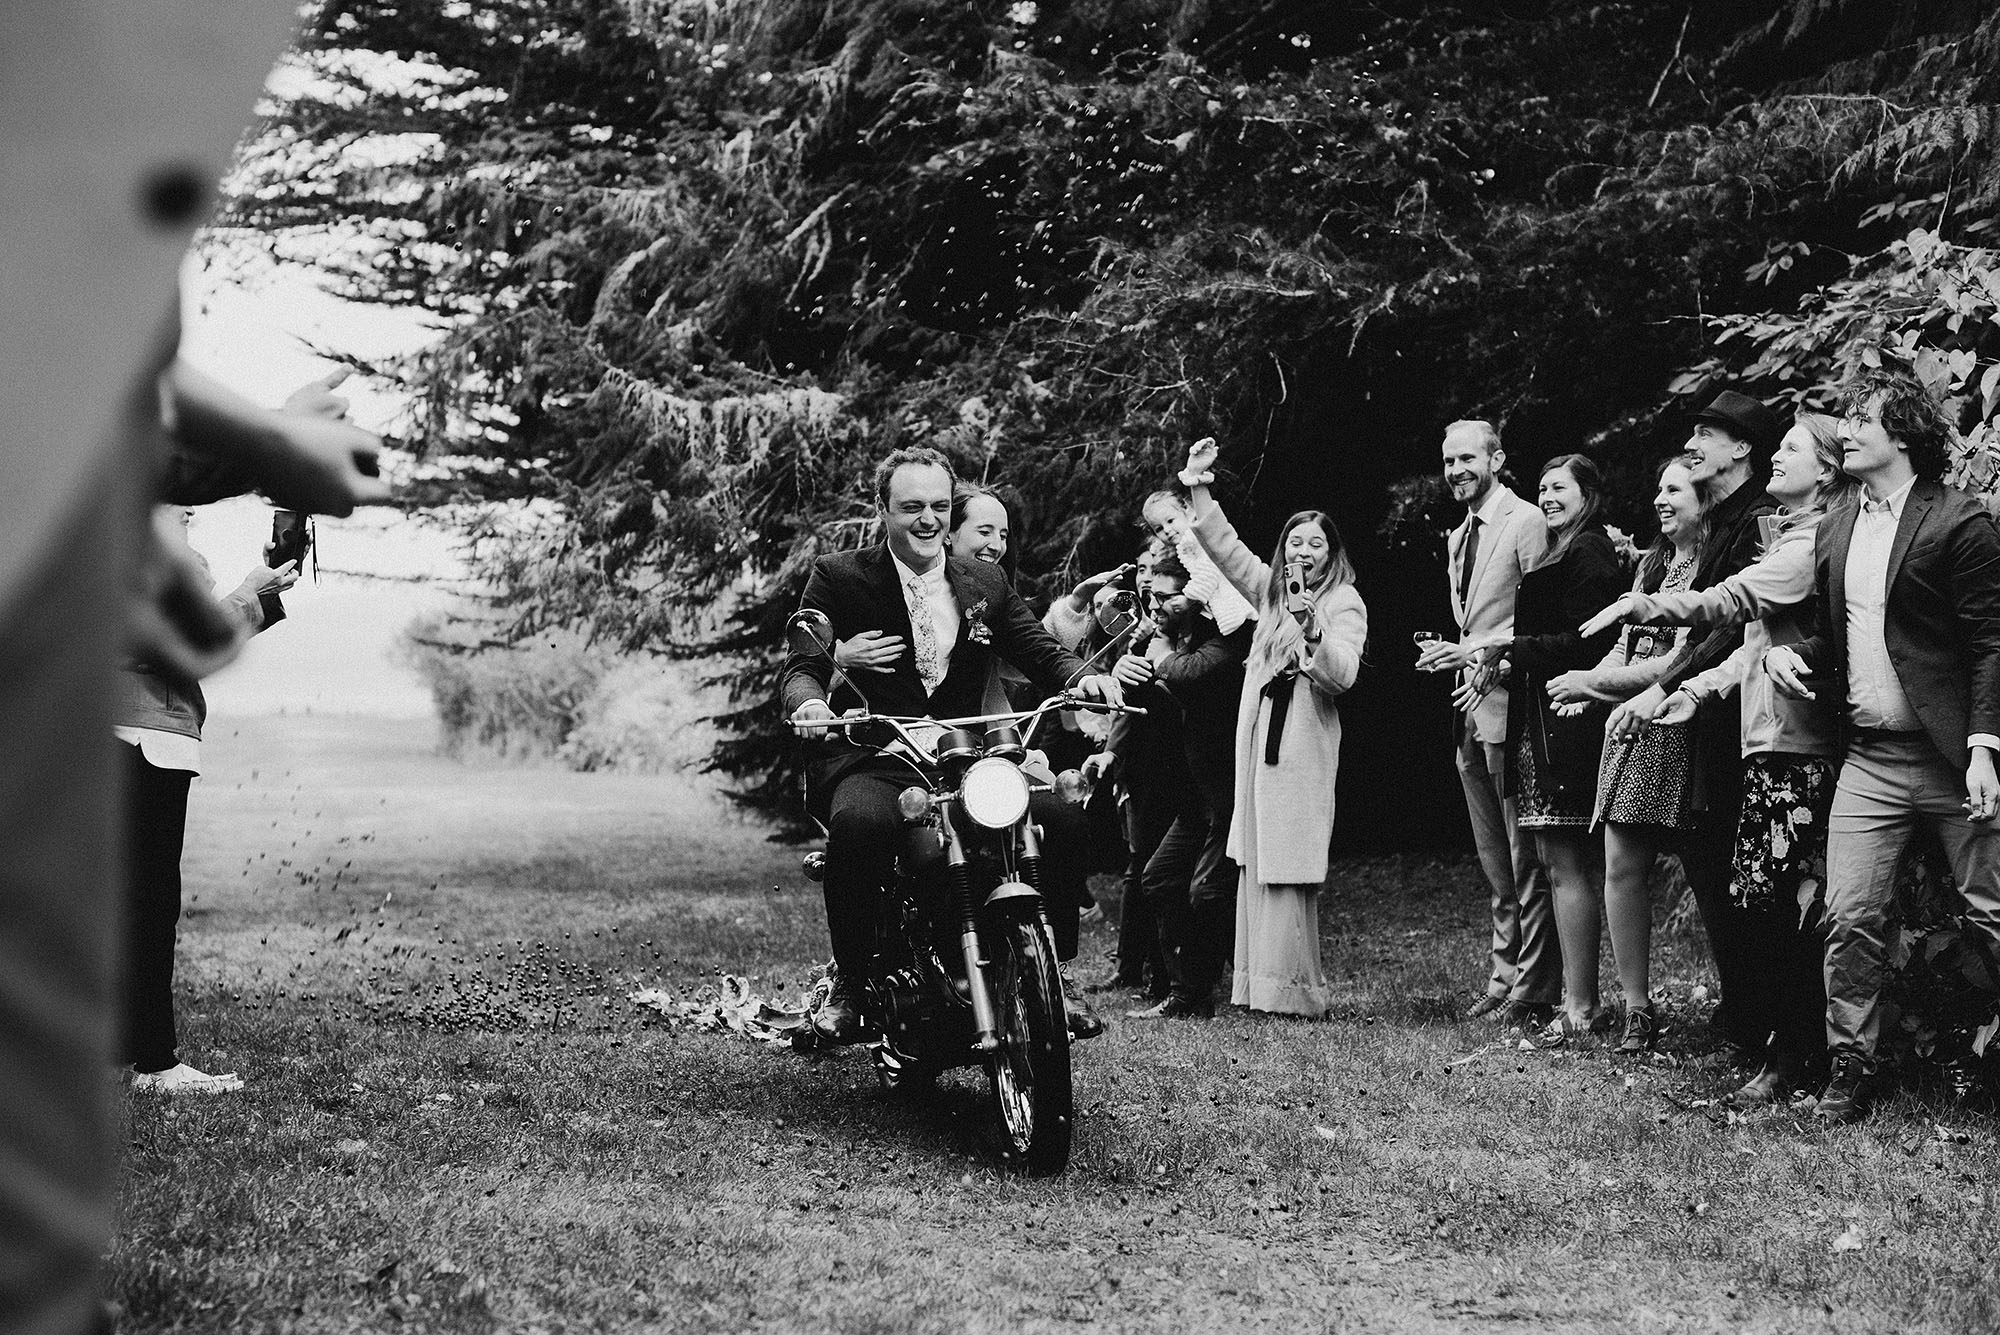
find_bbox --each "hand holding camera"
[268,508,313,576]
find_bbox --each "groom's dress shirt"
[1845,478,1923,733]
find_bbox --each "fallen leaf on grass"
[629,976,812,1048]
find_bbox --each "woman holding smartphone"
[1178,438,1368,1018]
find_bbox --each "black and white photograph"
[7,2,2000,1331]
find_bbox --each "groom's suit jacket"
[1791,478,2000,771]
[779,545,1090,800]
[1450,486,1547,745]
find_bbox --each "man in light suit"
[1418,421,1557,1025]
[1766,365,2000,1121]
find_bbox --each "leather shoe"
[1465,994,1507,1021]
[1813,1055,1875,1124]
[1061,966,1105,1041]
[1126,992,1213,1020]
[1727,1061,1791,1107]
[812,974,871,1045]
[1615,1002,1658,1055]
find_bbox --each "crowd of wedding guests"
[793,358,2000,1126]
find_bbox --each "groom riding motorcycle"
[783,447,1125,1044]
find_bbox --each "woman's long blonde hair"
[1247,510,1359,683]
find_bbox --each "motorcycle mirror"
[786,608,836,659]
[1095,589,1140,636]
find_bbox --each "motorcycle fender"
[984,879,1042,908]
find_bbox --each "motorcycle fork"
[940,808,1002,1054]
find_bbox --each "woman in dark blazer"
[1470,454,1626,1043]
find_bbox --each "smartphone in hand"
[269,508,313,572]
[1284,556,1310,614]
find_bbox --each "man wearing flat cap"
[1608,387,1784,1056]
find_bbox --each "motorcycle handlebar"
[791,694,1145,731]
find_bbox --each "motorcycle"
[785,608,1141,1173]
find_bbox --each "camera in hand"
[269,508,313,573]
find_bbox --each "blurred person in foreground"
[1,6,387,1329]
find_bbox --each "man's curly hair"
[1841,363,1957,481]
[871,446,957,506]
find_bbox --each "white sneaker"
[130,1063,244,1094]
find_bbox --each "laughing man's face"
[881,463,954,571]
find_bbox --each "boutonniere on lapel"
[964,598,993,646]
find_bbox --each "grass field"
[111,713,2000,1333]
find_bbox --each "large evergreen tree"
[220,0,2000,841]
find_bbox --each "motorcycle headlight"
[896,787,933,822]
[959,757,1032,830]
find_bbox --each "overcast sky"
[180,259,459,719]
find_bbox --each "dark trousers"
[1143,798,1238,1003]
[823,762,1088,972]
[121,745,193,1074]
[1732,904,1828,1078]
[1683,761,1765,1050]
[1113,781,1180,987]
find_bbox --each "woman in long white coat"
[1181,438,1368,1017]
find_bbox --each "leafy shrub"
[398,614,718,771]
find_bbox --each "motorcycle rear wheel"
[984,917,1073,1173]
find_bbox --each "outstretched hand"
[1579,594,1636,640]
[1604,683,1668,743]
[167,362,390,517]
[1653,688,1698,727]
[282,367,355,421]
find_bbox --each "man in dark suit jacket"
[1767,366,2000,1121]
[782,447,1122,1040]
[1112,551,1250,1020]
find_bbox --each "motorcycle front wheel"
[984,916,1074,1174]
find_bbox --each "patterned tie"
[906,574,942,693]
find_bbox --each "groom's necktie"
[906,574,943,693]
[1455,515,1481,607]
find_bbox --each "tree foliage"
[221,0,2000,844]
